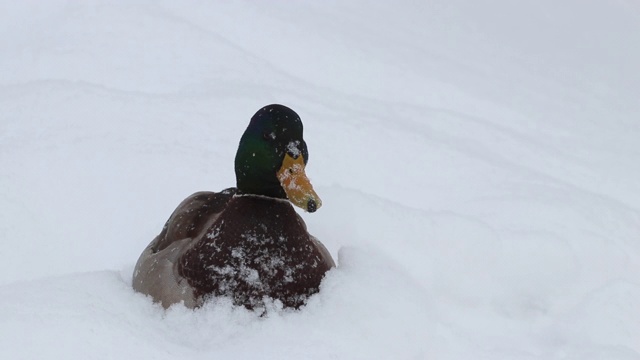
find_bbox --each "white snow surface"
[1,1,640,359]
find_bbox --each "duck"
[132,104,335,310]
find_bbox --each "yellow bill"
[276,154,322,212]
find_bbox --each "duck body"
[132,105,334,309]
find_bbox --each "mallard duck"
[132,104,335,309]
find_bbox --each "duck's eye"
[263,132,276,141]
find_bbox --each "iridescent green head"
[234,104,321,212]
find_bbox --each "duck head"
[234,104,322,212]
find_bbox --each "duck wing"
[151,188,237,253]
[132,188,237,308]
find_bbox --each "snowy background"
[1,1,639,359]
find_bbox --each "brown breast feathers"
[178,195,334,309]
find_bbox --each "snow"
[1,0,639,359]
